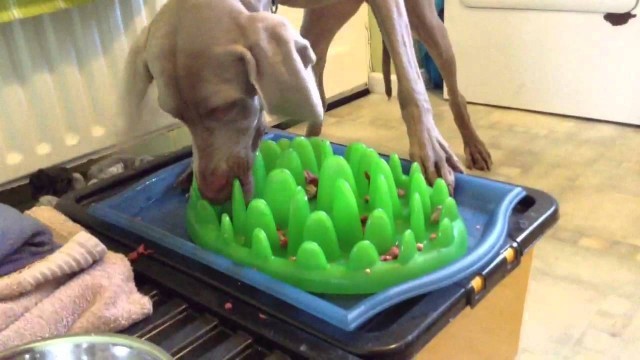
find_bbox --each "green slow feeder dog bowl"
[186,137,468,295]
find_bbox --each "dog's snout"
[196,154,254,204]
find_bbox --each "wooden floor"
[288,92,640,359]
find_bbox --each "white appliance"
[0,0,370,188]
[445,0,640,126]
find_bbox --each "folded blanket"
[0,231,107,300]
[0,203,60,276]
[24,206,86,245]
[0,252,153,351]
[0,207,153,352]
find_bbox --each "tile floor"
[288,92,640,359]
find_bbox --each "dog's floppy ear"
[238,13,324,127]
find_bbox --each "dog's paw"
[464,139,493,171]
[409,133,461,196]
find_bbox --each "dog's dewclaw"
[430,206,443,223]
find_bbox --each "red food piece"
[384,246,400,260]
[278,230,288,248]
[304,170,319,187]
[259,313,268,320]
[224,302,233,311]
[127,244,154,262]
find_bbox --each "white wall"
[446,0,640,126]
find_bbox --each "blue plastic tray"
[88,133,526,331]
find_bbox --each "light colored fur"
[120,0,323,203]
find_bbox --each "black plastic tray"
[55,129,559,359]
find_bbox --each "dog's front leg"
[367,0,463,194]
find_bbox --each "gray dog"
[121,0,324,203]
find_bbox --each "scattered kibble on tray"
[186,136,468,295]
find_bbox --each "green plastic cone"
[195,199,219,231]
[409,193,426,242]
[252,151,267,198]
[263,168,298,230]
[245,199,279,252]
[369,173,394,230]
[251,228,273,261]
[389,154,407,189]
[398,230,417,264]
[317,156,358,213]
[287,187,310,257]
[364,209,394,254]
[296,241,329,271]
[231,179,246,235]
[442,197,460,221]
[372,158,401,218]
[332,179,363,252]
[347,240,380,270]
[277,138,291,151]
[354,148,378,198]
[434,218,454,248]
[431,178,450,208]
[220,213,235,245]
[346,142,367,173]
[302,211,341,262]
[276,149,305,187]
[409,170,431,217]
[259,140,281,173]
[309,138,334,169]
[291,137,319,174]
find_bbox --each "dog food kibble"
[259,313,268,320]
[429,233,437,241]
[416,243,424,251]
[364,195,371,203]
[289,256,297,262]
[365,268,371,275]
[430,206,443,223]
[305,183,318,199]
[397,189,406,198]
[224,302,233,311]
[384,246,400,260]
[304,170,319,187]
[360,215,369,227]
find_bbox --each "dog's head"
[187,12,323,204]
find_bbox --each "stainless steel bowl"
[0,334,173,360]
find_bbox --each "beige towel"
[0,252,153,351]
[24,206,86,245]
